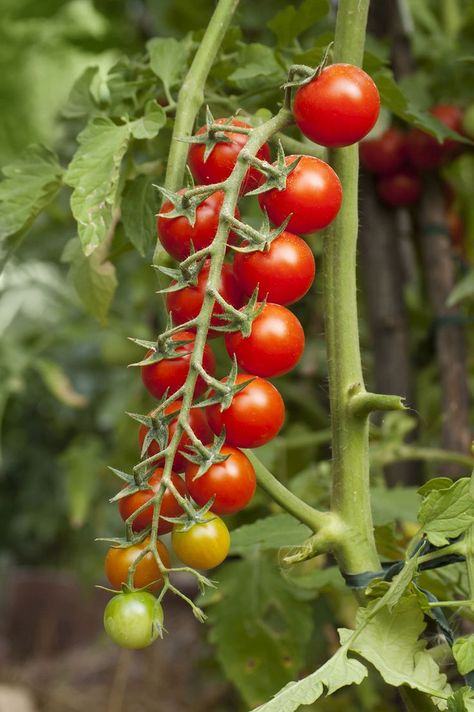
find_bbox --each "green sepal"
[183,432,229,480]
[229,210,291,253]
[108,466,135,484]
[245,143,301,196]
[173,500,218,531]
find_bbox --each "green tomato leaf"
[59,436,105,528]
[62,65,100,119]
[447,270,474,307]
[121,175,160,256]
[130,100,166,140]
[417,477,474,546]
[447,687,474,711]
[267,0,330,48]
[374,68,466,140]
[371,486,421,526]
[65,117,132,255]
[34,358,88,409]
[453,637,474,676]
[230,513,311,554]
[229,44,284,90]
[203,554,315,708]
[63,238,117,324]
[251,647,367,712]
[341,593,451,703]
[147,37,189,92]
[0,144,63,266]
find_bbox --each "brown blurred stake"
[359,173,421,486]
[419,177,472,477]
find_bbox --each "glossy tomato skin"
[118,468,186,534]
[233,231,315,305]
[185,445,256,515]
[406,105,463,170]
[207,374,285,448]
[166,261,243,336]
[376,170,421,207]
[225,303,305,377]
[360,128,406,175]
[105,537,171,591]
[104,592,163,649]
[138,401,213,472]
[157,190,240,261]
[189,118,271,194]
[171,512,230,569]
[258,155,342,234]
[293,64,380,147]
[141,332,215,400]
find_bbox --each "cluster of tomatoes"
[103,61,381,648]
[360,104,466,211]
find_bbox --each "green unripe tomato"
[462,104,474,140]
[103,592,163,649]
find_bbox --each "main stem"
[325,0,379,573]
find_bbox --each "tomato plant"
[293,63,380,147]
[206,374,285,448]
[233,231,315,305]
[103,592,163,649]
[105,538,170,591]
[185,444,256,514]
[189,117,271,194]
[225,303,305,377]
[405,105,463,170]
[171,512,230,569]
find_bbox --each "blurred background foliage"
[0,0,473,710]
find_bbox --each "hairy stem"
[325,0,379,574]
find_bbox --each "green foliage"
[417,478,474,546]
[453,637,474,676]
[230,513,311,553]
[267,0,330,47]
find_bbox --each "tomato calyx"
[181,107,251,161]
[245,143,301,196]
[225,209,291,254]
[199,358,255,410]
[209,287,266,337]
[156,184,220,225]
[283,43,333,90]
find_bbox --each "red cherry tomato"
[105,537,171,591]
[225,303,305,377]
[157,189,240,261]
[138,400,213,472]
[293,63,380,148]
[360,128,406,175]
[141,332,215,400]
[189,117,271,194]
[118,467,187,534]
[405,105,463,171]
[207,374,285,448]
[376,170,422,207]
[233,231,315,305]
[258,155,342,235]
[166,261,243,337]
[185,445,256,515]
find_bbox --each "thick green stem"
[325,0,379,574]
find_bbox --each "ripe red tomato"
[293,63,380,147]
[171,512,230,569]
[166,261,243,336]
[206,374,285,448]
[138,400,213,471]
[405,105,463,170]
[157,189,240,261]
[233,231,315,305]
[360,128,406,175]
[225,303,304,377]
[141,332,215,400]
[258,155,342,234]
[185,444,256,515]
[376,170,421,207]
[189,117,271,194]
[118,467,187,534]
[105,537,171,591]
